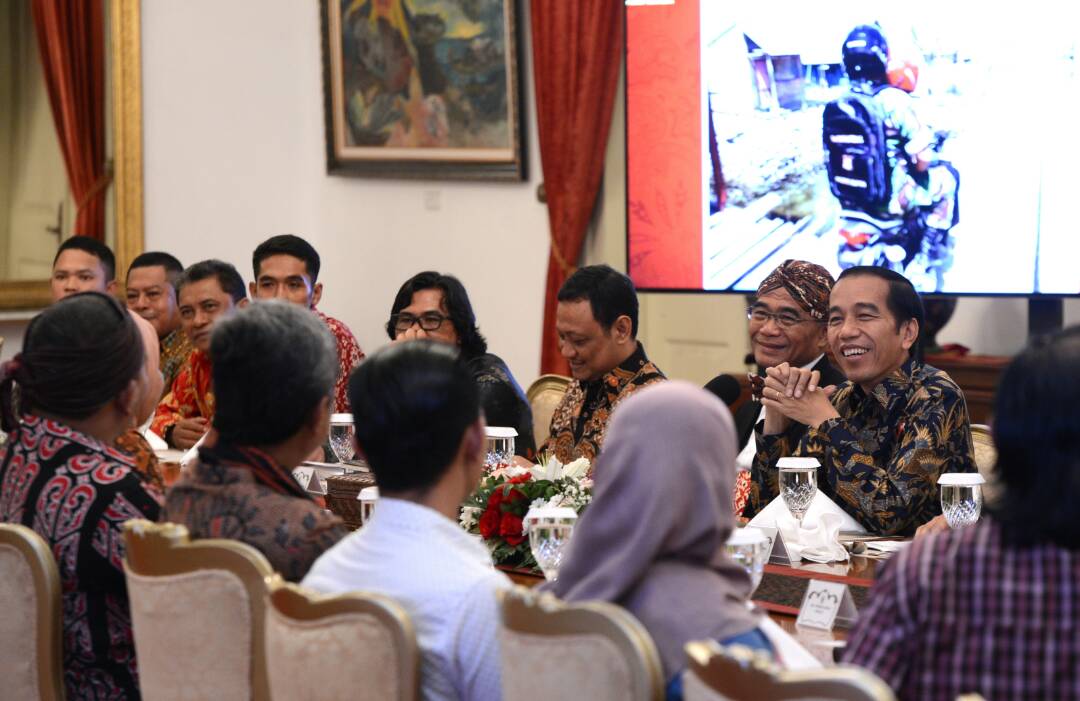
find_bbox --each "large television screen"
[626,0,1079,295]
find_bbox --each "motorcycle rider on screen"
[824,24,959,288]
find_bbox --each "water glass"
[525,507,577,581]
[484,427,517,471]
[939,473,984,529]
[724,527,771,593]
[778,457,819,528]
[329,413,355,463]
[358,486,379,525]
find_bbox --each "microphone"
[704,373,742,407]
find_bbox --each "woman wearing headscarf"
[0,292,163,700]
[551,381,769,699]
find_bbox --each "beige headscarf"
[551,381,760,680]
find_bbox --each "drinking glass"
[358,486,379,525]
[939,473,984,529]
[484,427,517,471]
[329,413,355,463]
[724,527,771,593]
[525,507,577,581]
[778,457,819,529]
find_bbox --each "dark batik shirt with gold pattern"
[747,358,976,536]
[542,343,666,463]
[159,327,193,397]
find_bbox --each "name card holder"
[756,526,793,566]
[292,466,317,492]
[796,579,858,631]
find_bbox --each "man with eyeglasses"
[251,235,364,412]
[386,271,536,458]
[736,260,843,516]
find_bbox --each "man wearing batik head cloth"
[736,260,843,517]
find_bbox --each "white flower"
[459,506,480,530]
[529,498,549,511]
[562,457,591,479]
[529,456,592,482]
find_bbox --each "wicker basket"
[325,471,377,530]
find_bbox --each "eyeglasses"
[390,312,450,333]
[747,307,818,329]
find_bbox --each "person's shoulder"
[914,363,965,403]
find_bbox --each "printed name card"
[292,467,316,491]
[796,579,858,631]
[756,526,792,566]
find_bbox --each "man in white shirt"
[303,340,510,701]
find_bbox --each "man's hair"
[557,264,639,337]
[990,326,1080,549]
[210,301,337,446]
[348,340,480,493]
[252,234,321,283]
[54,236,116,281]
[386,271,488,359]
[177,259,248,303]
[836,266,923,352]
[128,251,184,289]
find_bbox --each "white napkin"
[142,427,168,451]
[775,511,849,564]
[747,491,867,535]
[179,432,207,472]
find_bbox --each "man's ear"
[237,297,250,309]
[248,281,257,298]
[611,314,633,344]
[106,279,119,295]
[461,418,485,464]
[306,395,332,434]
[900,319,920,351]
[116,377,140,421]
[310,282,323,308]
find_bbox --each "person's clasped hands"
[760,362,841,434]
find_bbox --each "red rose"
[504,488,527,504]
[500,512,525,546]
[509,473,532,485]
[487,489,504,508]
[478,509,501,539]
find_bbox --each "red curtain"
[531,1,624,375]
[31,0,109,241]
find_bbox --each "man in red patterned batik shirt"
[251,235,364,412]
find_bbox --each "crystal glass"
[358,486,379,525]
[778,457,819,528]
[525,507,577,581]
[724,527,771,593]
[939,473,984,529]
[329,413,355,463]
[484,427,517,471]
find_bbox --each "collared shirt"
[162,449,347,582]
[150,348,214,443]
[542,342,666,463]
[0,415,163,700]
[314,309,365,413]
[843,518,1080,700]
[303,498,510,701]
[159,327,193,397]
[749,358,976,536]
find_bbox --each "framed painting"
[320,0,527,181]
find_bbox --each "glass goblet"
[778,457,819,529]
[329,413,355,463]
[524,507,577,581]
[939,473,985,529]
[724,527,771,594]
[484,427,517,472]
[358,486,379,525]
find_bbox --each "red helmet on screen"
[887,58,919,93]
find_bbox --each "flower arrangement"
[460,456,592,568]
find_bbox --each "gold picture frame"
[0,0,144,310]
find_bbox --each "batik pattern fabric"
[749,358,976,536]
[158,327,193,397]
[843,518,1080,700]
[314,309,365,413]
[0,415,163,700]
[162,445,348,582]
[150,349,214,443]
[542,344,666,464]
[114,428,165,492]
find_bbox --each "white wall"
[140,0,550,385]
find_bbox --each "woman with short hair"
[0,292,163,699]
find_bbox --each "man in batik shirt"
[542,265,666,463]
[251,235,364,412]
[152,260,249,448]
[749,266,976,536]
[126,251,193,393]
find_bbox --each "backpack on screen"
[823,87,891,211]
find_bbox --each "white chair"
[122,520,274,701]
[264,577,420,701]
[683,640,895,701]
[0,524,64,701]
[499,585,664,701]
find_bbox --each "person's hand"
[391,327,426,344]
[914,514,949,540]
[761,364,840,428]
[510,455,534,468]
[172,417,209,449]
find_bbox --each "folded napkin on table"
[747,491,866,534]
[774,511,850,564]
